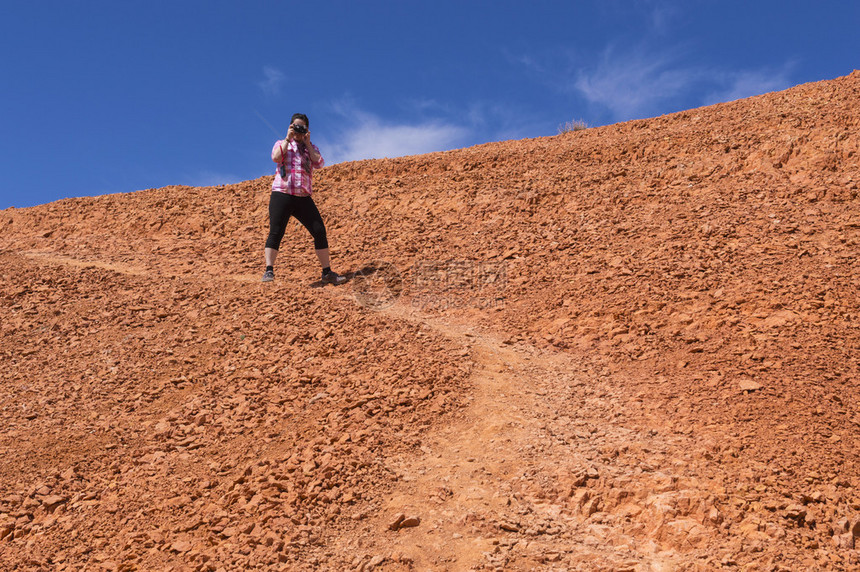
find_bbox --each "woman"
[262,113,346,285]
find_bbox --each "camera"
[291,124,308,134]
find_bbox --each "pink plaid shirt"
[272,139,324,196]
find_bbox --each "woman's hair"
[291,113,309,127]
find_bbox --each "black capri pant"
[265,192,329,251]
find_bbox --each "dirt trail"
[359,314,540,571]
[320,302,746,571]
[20,251,151,276]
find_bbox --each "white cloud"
[573,47,704,120]
[572,46,795,121]
[703,68,794,106]
[320,103,470,164]
[258,66,285,97]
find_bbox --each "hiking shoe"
[321,270,347,285]
[262,269,275,282]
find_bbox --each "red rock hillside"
[1,71,859,570]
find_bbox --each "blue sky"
[1,1,858,209]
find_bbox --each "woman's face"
[289,118,309,139]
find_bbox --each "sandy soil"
[1,71,859,570]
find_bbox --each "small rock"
[738,378,763,392]
[154,421,171,439]
[706,507,724,526]
[784,504,807,521]
[833,532,855,550]
[1,494,23,505]
[21,497,39,511]
[388,513,420,530]
[302,459,317,475]
[499,521,520,532]
[582,497,601,517]
[15,515,31,527]
[40,495,67,512]
[570,488,590,509]
[171,540,193,553]
[388,513,405,531]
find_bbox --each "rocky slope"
[1,71,859,570]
